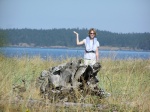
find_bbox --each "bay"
[0,47,150,60]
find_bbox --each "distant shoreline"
[3,45,147,52]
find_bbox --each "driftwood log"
[36,59,110,101]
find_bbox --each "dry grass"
[0,55,150,111]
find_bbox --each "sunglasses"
[90,33,95,34]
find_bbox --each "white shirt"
[83,39,100,60]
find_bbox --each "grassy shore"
[0,55,150,111]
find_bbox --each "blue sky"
[0,0,150,33]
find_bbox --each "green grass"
[0,55,150,111]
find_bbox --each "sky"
[0,0,150,33]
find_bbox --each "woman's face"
[89,30,95,39]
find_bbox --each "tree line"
[0,28,150,50]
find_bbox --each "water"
[0,47,150,60]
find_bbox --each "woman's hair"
[88,28,97,37]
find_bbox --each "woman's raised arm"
[73,31,84,45]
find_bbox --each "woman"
[73,28,100,65]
